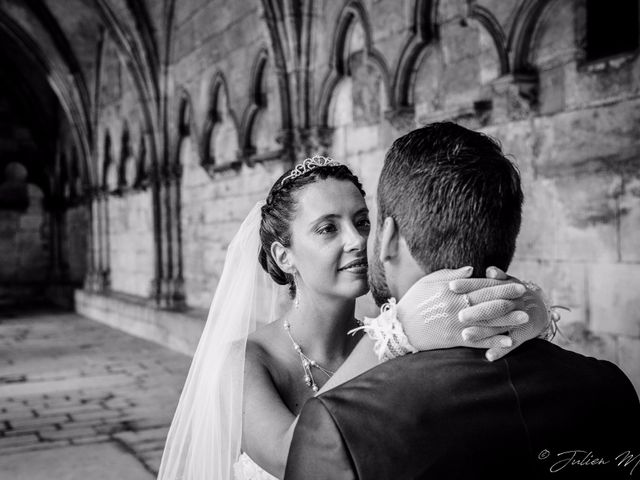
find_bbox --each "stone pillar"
[98,188,111,290]
[84,187,111,292]
[148,153,186,310]
[167,162,185,307]
[83,188,100,292]
[47,197,69,283]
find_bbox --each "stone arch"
[201,72,241,174]
[508,0,557,73]
[240,46,282,164]
[0,7,94,189]
[393,0,439,109]
[407,3,507,123]
[173,90,197,169]
[529,0,580,69]
[257,0,293,135]
[316,0,393,128]
[469,5,509,76]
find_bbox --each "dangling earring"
[293,272,300,309]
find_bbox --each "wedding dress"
[233,453,277,480]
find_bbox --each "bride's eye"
[316,223,337,235]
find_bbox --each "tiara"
[280,155,342,185]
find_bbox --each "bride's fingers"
[458,299,516,324]
[465,283,526,305]
[462,333,513,349]
[461,322,521,342]
[449,277,505,294]
[423,266,474,283]
[486,266,510,280]
[485,344,516,362]
[462,311,529,331]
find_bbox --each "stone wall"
[0,185,48,304]
[70,0,640,392]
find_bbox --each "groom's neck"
[394,269,426,301]
[389,238,427,301]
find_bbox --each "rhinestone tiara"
[280,155,342,185]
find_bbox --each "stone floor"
[0,305,191,479]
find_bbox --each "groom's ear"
[271,241,294,274]
[378,217,399,263]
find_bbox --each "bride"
[158,156,549,480]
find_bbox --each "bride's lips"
[338,258,368,274]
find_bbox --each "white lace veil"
[158,201,285,480]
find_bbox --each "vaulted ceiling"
[0,0,169,201]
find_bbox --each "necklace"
[283,319,335,392]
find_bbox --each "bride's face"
[287,178,370,300]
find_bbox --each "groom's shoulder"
[323,340,637,403]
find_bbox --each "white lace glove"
[353,266,559,363]
[450,266,564,361]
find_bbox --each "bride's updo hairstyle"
[259,157,365,296]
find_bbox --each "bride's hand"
[449,266,552,361]
[394,266,551,363]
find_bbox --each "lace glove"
[352,266,562,363]
[451,266,566,361]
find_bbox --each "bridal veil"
[158,202,285,479]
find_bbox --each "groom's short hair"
[377,122,523,275]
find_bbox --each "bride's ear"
[270,241,295,275]
[378,216,399,263]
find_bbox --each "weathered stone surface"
[509,260,589,326]
[0,444,154,480]
[1,0,637,409]
[552,322,618,364]
[618,335,640,395]
[589,263,640,337]
[0,309,190,477]
[620,174,640,262]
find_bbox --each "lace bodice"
[234,453,278,480]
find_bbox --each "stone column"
[89,187,111,291]
[83,188,100,291]
[148,159,185,310]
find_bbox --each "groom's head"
[369,122,523,306]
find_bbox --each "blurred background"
[0,0,639,478]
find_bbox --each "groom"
[285,123,640,479]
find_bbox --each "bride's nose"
[343,223,366,252]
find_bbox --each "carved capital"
[490,73,538,120]
[384,107,416,133]
[292,127,335,160]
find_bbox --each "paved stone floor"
[0,305,191,479]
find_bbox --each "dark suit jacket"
[285,340,640,480]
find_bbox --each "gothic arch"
[93,0,159,179]
[470,5,509,76]
[258,0,294,132]
[0,6,94,189]
[200,72,241,173]
[316,0,393,127]
[393,0,439,108]
[240,47,270,157]
[173,89,197,166]
[508,0,557,73]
